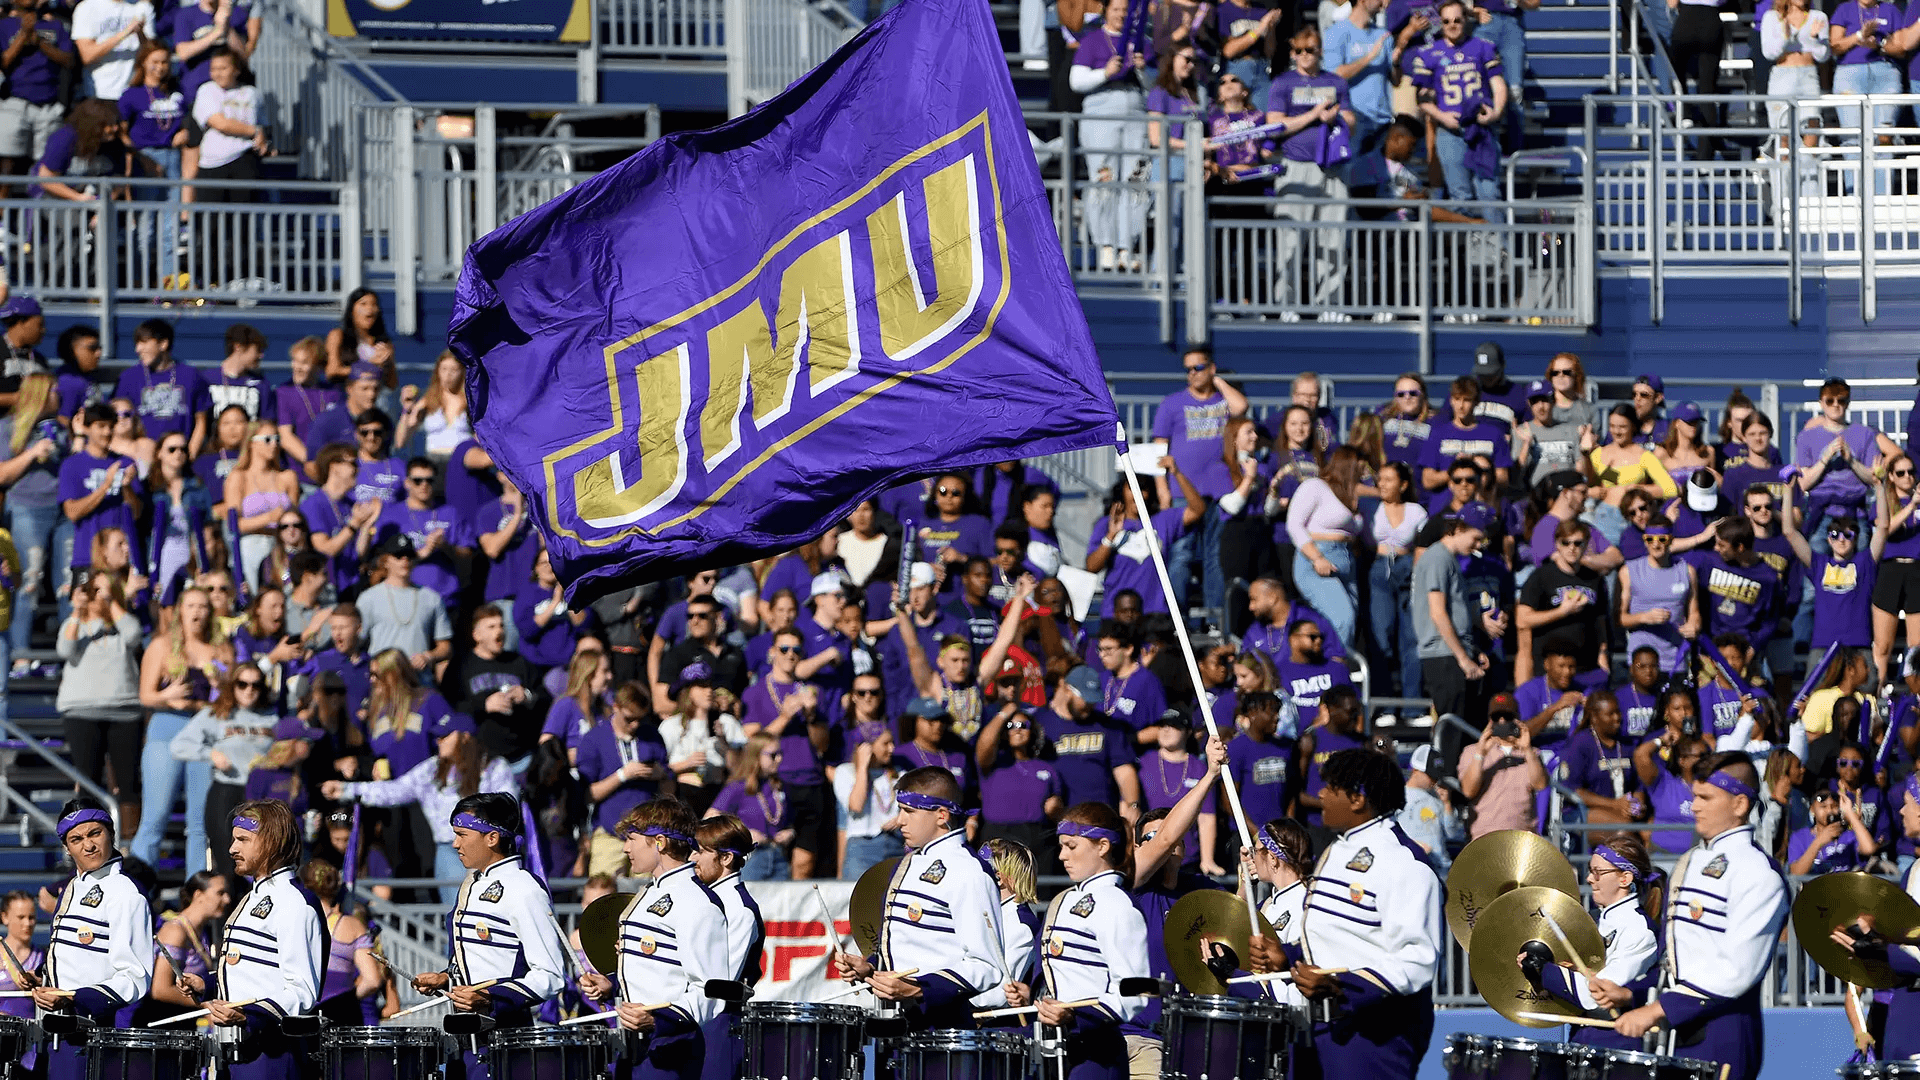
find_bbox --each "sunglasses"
[161,444,186,454]
[1183,364,1210,373]
[114,409,134,418]
[1896,468,1916,478]
[1292,46,1320,53]
[852,688,882,698]
[1557,538,1587,548]
[1296,632,1323,641]
[408,476,435,485]
[686,610,715,620]
[1746,504,1773,514]
[1438,16,1464,23]
[996,547,1022,557]
[1395,389,1423,398]
[1632,389,1655,399]
[235,680,264,690]
[207,584,233,593]
[936,487,962,496]
[1449,476,1476,485]
[252,433,278,443]
[357,427,386,437]
[1824,398,1851,407]
[1838,759,1866,769]
[775,645,803,654]
[1550,368,1577,377]
[280,521,304,530]
[1828,529,1853,540]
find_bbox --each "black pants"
[205,780,247,881]
[1669,5,1725,159]
[788,781,836,873]
[1421,656,1489,776]
[63,715,142,802]
[196,151,260,202]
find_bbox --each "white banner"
[742,880,863,1002]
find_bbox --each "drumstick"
[1224,968,1348,985]
[148,998,262,1027]
[1539,911,1620,1018]
[1516,1011,1618,1029]
[973,997,1101,1020]
[384,995,455,1021]
[368,950,425,984]
[812,886,852,955]
[557,1002,675,1027]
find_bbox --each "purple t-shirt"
[1089,506,1189,618]
[1145,86,1204,121]
[1152,389,1236,498]
[118,84,185,150]
[1381,413,1433,466]
[57,364,116,420]
[1831,0,1896,64]
[1473,381,1532,434]
[1812,550,1875,649]
[370,690,449,778]
[192,448,239,497]
[1557,728,1638,800]
[374,501,467,604]
[575,719,668,833]
[1385,0,1442,48]
[740,676,844,787]
[1515,675,1585,746]
[876,608,967,717]
[514,582,595,669]
[1241,603,1348,662]
[916,515,993,572]
[1227,731,1294,827]
[443,438,502,523]
[1722,460,1794,515]
[352,457,404,505]
[57,449,141,568]
[1616,684,1661,743]
[206,369,275,423]
[712,779,791,839]
[275,383,341,448]
[979,757,1061,826]
[1138,749,1215,865]
[1071,24,1156,92]
[1101,665,1169,731]
[1206,107,1266,170]
[540,696,601,750]
[1788,825,1864,871]
[0,16,73,104]
[1698,553,1781,649]
[1038,705,1138,807]
[1793,423,1881,508]
[1420,417,1513,472]
[299,488,357,592]
[1274,657,1352,710]
[116,361,210,441]
[1408,36,1503,122]
[1264,70,1351,162]
[1645,767,1695,854]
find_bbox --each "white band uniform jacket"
[46,858,153,1019]
[1260,881,1308,1009]
[974,894,1041,1009]
[1654,825,1788,1024]
[1296,816,1443,1008]
[875,829,1007,1010]
[1542,895,1658,1011]
[449,856,567,1012]
[615,863,728,1031]
[1038,870,1147,1027]
[217,866,325,1034]
[707,871,764,989]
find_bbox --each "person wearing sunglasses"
[1408,0,1506,203]
[1513,381,1595,498]
[1617,513,1699,675]
[347,402,405,509]
[1782,506,1883,669]
[1069,0,1152,274]
[1150,345,1247,614]
[299,360,381,479]
[58,401,143,589]
[168,662,282,882]
[370,456,465,608]
[973,695,1066,878]
[226,417,298,591]
[1797,377,1901,550]
[1204,70,1268,185]
[916,471,992,594]
[1694,517,1783,678]
[1872,451,1920,683]
[1265,26,1356,320]
[1788,782,1880,874]
[1516,518,1611,688]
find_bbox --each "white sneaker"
[1444,313,1461,324]
[1280,311,1302,323]
[1372,311,1395,323]
[1316,311,1351,323]
[1022,59,1049,71]
[1098,245,1115,271]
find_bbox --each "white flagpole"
[1114,435,1262,932]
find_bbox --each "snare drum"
[487,1026,612,1080]
[1159,994,1289,1080]
[0,1016,32,1078]
[1444,1034,1491,1080]
[322,1026,447,1080]
[894,1031,1033,1080]
[1842,1066,1920,1079]
[84,1029,208,1080]
[1453,1037,1583,1080]
[1662,1060,1723,1080]
[742,1002,868,1080]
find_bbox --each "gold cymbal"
[577,892,629,976]
[1792,871,1920,990]
[849,857,899,956]
[1446,830,1580,951]
[1162,890,1277,996]
[1467,887,1607,1028]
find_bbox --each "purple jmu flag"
[448,0,1116,602]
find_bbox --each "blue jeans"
[1199,505,1227,623]
[1434,125,1501,203]
[1641,0,1676,89]
[1167,524,1196,614]
[743,844,790,881]
[6,501,68,653]
[1473,12,1526,149]
[130,711,210,875]
[843,833,905,881]
[435,843,465,905]
[1292,541,1359,654]
[1368,553,1421,702]
[1834,60,1901,195]
[134,146,180,279]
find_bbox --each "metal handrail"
[0,713,119,835]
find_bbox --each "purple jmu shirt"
[116,361,210,441]
[711,779,791,839]
[1831,0,1896,65]
[1794,422,1881,508]
[1071,24,1156,93]
[1228,732,1293,827]
[1153,389,1236,498]
[1812,550,1875,649]
[57,449,142,568]
[117,84,183,150]
[740,676,844,787]
[353,457,405,506]
[1087,507,1189,618]
[1645,767,1695,854]
[1207,107,1266,170]
[1264,70,1351,162]
[979,756,1061,826]
[275,383,341,448]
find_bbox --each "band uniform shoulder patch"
[1702,855,1728,880]
[1070,893,1096,917]
[649,895,674,917]
[1346,848,1374,873]
[251,896,273,919]
[1604,931,1617,949]
[480,882,504,903]
[1276,911,1292,933]
[920,860,947,884]
[79,885,103,908]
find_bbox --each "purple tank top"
[322,917,378,1024]
[1647,768,1696,854]
[1625,556,1691,668]
[0,946,42,1020]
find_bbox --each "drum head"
[87,1031,204,1051]
[902,1032,1030,1054]
[743,1002,869,1026]
[1161,994,1283,1022]
[323,1028,444,1050]
[490,1027,614,1050]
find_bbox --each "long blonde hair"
[563,651,607,724]
[419,350,466,419]
[729,732,780,795]
[233,419,282,473]
[9,374,53,454]
[366,649,424,737]
[166,586,230,683]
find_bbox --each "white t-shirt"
[192,80,257,170]
[72,0,155,101]
[422,407,472,457]
[832,765,898,838]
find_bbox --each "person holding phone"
[1457,692,1547,837]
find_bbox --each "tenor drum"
[322,1026,447,1080]
[0,1016,31,1078]
[1158,994,1290,1080]
[1842,1066,1920,1079]
[84,1029,208,1080]
[1660,1060,1723,1080]
[487,1026,612,1080]
[1468,1037,1584,1080]
[742,1002,868,1080]
[894,1031,1033,1080]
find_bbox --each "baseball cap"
[1064,665,1102,702]
[1525,379,1551,402]
[809,570,851,601]
[672,658,715,696]
[996,657,1022,683]
[1489,693,1519,719]
[1685,470,1719,513]
[1546,470,1586,498]
[903,697,950,720]
[377,532,417,560]
[0,295,41,321]
[429,710,475,739]
[1449,500,1496,533]
[1634,373,1665,394]
[908,562,936,589]
[349,360,383,383]
[273,716,324,741]
[1410,745,1436,774]
[1669,401,1704,425]
[1472,341,1504,377]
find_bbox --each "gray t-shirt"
[356,581,452,665]
[1522,419,1583,489]
[1413,543,1471,659]
[1551,399,1597,435]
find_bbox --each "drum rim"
[86,1029,206,1048]
[322,1027,447,1047]
[489,1026,621,1047]
[1592,1048,1664,1064]
[742,1002,870,1023]
[900,1031,1033,1052]
[1161,994,1287,1020]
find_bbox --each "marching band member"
[412,792,567,1080]
[1530,834,1661,1050]
[1608,752,1789,1080]
[691,814,764,1080]
[1829,773,1920,1060]
[33,797,154,1080]
[1283,748,1442,1080]
[832,767,1006,1032]
[580,797,728,1080]
[973,838,1040,1015]
[1247,817,1313,1010]
[202,800,326,1080]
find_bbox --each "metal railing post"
[724,0,748,118]
[340,182,363,296]
[475,106,498,238]
[94,186,115,342]
[1155,128,1171,343]
[1760,382,1781,443]
[1649,98,1665,325]
[1418,203,1432,373]
[393,105,419,336]
[1861,99,1877,324]
[1788,100,1801,324]
[578,0,600,103]
[1184,117,1205,344]
[1608,0,1618,94]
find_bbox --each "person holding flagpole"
[198,800,325,1080]
[580,797,729,1080]
[30,797,154,1080]
[410,792,567,1080]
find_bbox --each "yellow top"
[1589,448,1678,497]
[1800,687,1870,738]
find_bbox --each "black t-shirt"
[1518,561,1609,667]
[658,638,749,698]
[0,343,48,396]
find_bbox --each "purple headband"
[1056,820,1125,846]
[57,809,112,839]
[641,825,696,846]
[976,844,1001,874]
[1904,773,1920,808]
[897,790,977,818]
[1641,523,1673,538]
[1593,843,1645,884]
[232,815,260,833]
[1704,770,1757,804]
[1257,829,1290,864]
[450,812,507,835]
